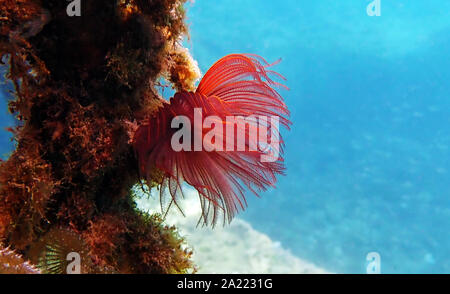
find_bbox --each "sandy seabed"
[135,187,330,274]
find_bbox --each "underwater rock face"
[0,0,196,273]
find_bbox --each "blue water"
[185,0,450,273]
[0,67,15,159]
[1,0,449,273]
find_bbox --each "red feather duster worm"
[133,54,291,225]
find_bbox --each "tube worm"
[134,54,291,226]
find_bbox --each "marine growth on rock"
[0,0,289,273]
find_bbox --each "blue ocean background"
[0,66,14,160]
[1,0,450,273]
[184,0,450,274]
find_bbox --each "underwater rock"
[0,0,195,273]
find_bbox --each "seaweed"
[0,246,40,274]
[0,0,197,273]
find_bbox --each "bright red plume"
[133,54,291,225]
